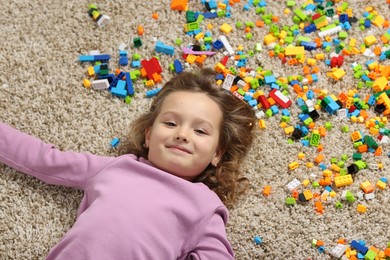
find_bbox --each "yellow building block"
[315,19,328,29]
[334,174,353,188]
[331,68,346,80]
[367,61,378,70]
[195,32,204,40]
[83,79,91,88]
[372,76,388,92]
[306,162,314,168]
[372,15,384,27]
[87,66,95,76]
[288,161,299,171]
[364,35,378,46]
[279,30,287,39]
[357,204,367,213]
[307,58,316,65]
[214,63,226,73]
[220,23,233,34]
[264,34,277,45]
[258,119,266,129]
[279,122,288,128]
[302,179,310,187]
[350,131,363,142]
[284,46,305,56]
[331,163,340,172]
[186,54,197,64]
[322,169,333,177]
[376,180,386,190]
[315,53,325,60]
[303,190,313,200]
[349,38,357,47]
[284,126,294,135]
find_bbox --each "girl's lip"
[166,145,192,154]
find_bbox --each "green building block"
[310,132,321,147]
[286,197,296,205]
[342,126,349,133]
[324,122,332,130]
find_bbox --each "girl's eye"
[195,129,208,135]
[163,122,176,127]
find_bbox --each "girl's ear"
[211,147,224,166]
[144,127,151,148]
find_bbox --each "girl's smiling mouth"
[166,145,192,154]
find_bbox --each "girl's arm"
[188,207,235,260]
[0,122,115,189]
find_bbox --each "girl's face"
[145,91,223,180]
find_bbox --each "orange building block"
[314,154,324,164]
[357,144,368,153]
[263,185,271,196]
[315,201,324,214]
[171,0,188,11]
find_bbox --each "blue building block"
[281,109,290,116]
[215,73,224,81]
[289,80,300,86]
[343,21,352,30]
[301,139,310,146]
[109,71,125,89]
[146,87,162,98]
[306,90,315,99]
[305,4,316,11]
[253,236,263,245]
[155,41,174,56]
[119,56,128,66]
[339,14,349,23]
[270,105,279,115]
[301,126,309,136]
[297,98,305,107]
[125,72,134,96]
[98,73,115,84]
[301,41,317,50]
[364,19,371,28]
[304,24,317,34]
[298,113,310,122]
[173,59,183,74]
[311,74,318,82]
[79,55,95,62]
[248,99,257,107]
[319,163,327,170]
[203,12,218,19]
[110,137,120,148]
[93,54,111,62]
[264,75,276,85]
[270,83,280,90]
[131,60,141,68]
[93,64,101,74]
[350,240,368,254]
[111,80,127,98]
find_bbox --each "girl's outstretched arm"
[0,122,115,189]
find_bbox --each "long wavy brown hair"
[123,68,257,208]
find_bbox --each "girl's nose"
[175,130,189,142]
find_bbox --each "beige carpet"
[1,0,390,259]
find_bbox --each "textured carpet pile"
[1,0,390,259]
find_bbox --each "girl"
[0,68,257,259]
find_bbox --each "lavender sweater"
[0,123,234,259]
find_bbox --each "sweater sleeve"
[188,207,235,260]
[0,122,115,189]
